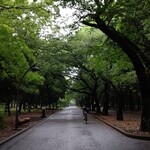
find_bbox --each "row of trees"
[52,0,150,131]
[59,27,139,116]
[0,0,150,131]
[0,0,68,116]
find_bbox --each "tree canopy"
[0,0,150,131]
[52,0,150,131]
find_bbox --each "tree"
[54,0,150,131]
[0,0,49,113]
[30,37,68,109]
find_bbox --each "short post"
[41,106,46,118]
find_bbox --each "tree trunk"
[140,84,150,131]
[96,104,101,113]
[95,98,101,113]
[102,83,109,115]
[7,102,11,116]
[103,99,109,115]
[116,89,123,120]
[137,92,141,111]
[28,103,31,112]
[19,99,23,114]
[128,90,134,110]
[91,102,95,111]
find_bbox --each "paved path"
[0,106,150,150]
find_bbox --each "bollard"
[41,109,46,118]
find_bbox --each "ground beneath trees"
[0,110,150,143]
[0,110,55,142]
[94,110,150,139]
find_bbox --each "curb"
[94,115,150,141]
[0,116,50,146]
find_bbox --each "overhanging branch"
[82,20,99,28]
[67,86,91,95]
[0,4,48,13]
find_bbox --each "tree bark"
[91,102,95,111]
[102,83,109,115]
[116,89,123,121]
[95,101,101,113]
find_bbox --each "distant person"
[82,106,88,123]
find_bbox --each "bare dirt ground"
[0,110,55,142]
[0,110,150,142]
[94,110,150,138]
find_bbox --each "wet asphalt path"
[0,106,150,150]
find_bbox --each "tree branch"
[82,20,98,28]
[0,4,48,13]
[67,86,91,95]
